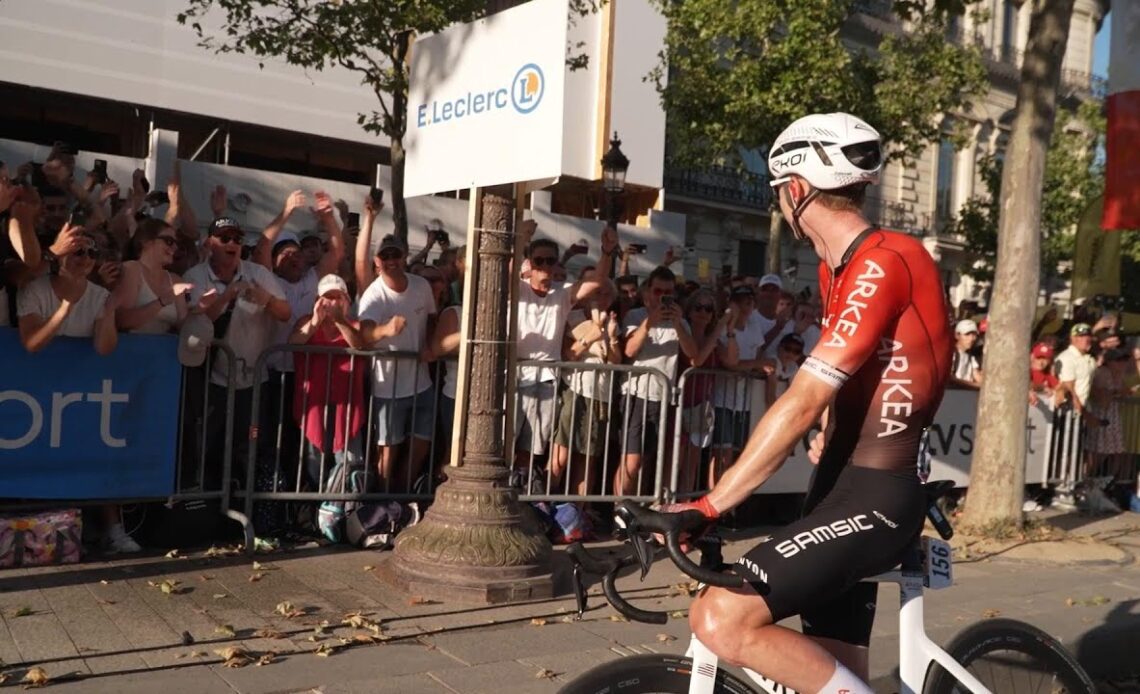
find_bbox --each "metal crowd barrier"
[237,346,445,544]
[669,366,767,501]
[512,360,675,503]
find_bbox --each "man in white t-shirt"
[950,319,982,389]
[358,233,437,492]
[1056,322,1097,414]
[513,220,616,481]
[617,265,699,495]
[710,285,772,482]
[184,216,291,491]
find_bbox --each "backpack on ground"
[317,456,370,543]
[345,501,419,549]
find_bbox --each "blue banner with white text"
[0,329,181,499]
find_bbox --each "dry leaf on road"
[535,668,557,679]
[275,601,305,619]
[11,607,33,617]
[22,666,49,687]
[257,652,277,666]
[189,650,208,658]
[214,625,237,637]
[214,646,252,668]
[362,565,375,572]
[609,615,628,622]
[656,634,676,642]
[314,643,337,657]
[407,596,437,605]
[981,609,1001,618]
[530,618,547,626]
[99,580,110,585]
[159,580,183,595]
[213,594,228,600]
[253,628,287,640]
[164,549,180,559]
[669,611,686,619]
[248,572,265,583]
[1065,597,1076,607]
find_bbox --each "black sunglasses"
[379,248,404,261]
[530,256,557,268]
[212,232,243,245]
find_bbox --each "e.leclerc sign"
[404,0,567,197]
[415,63,546,128]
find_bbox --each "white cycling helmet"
[767,112,883,190]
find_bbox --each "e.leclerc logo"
[416,63,545,128]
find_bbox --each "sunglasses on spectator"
[530,256,557,268]
[212,232,244,245]
[156,235,178,247]
[692,303,715,313]
[73,247,100,259]
[379,248,404,261]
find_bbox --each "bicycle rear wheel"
[559,653,758,694]
[923,618,1096,694]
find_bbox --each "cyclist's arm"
[706,250,908,513]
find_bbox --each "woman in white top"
[112,218,191,334]
[16,227,137,553]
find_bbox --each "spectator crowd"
[4,143,1138,552]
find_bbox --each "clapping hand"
[284,189,307,217]
[311,191,334,219]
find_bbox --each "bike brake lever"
[629,527,655,580]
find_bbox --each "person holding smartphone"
[616,265,700,496]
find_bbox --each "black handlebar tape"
[567,542,619,574]
[602,568,668,624]
[616,501,744,589]
[665,533,744,588]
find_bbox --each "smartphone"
[436,229,450,245]
[28,162,46,189]
[347,212,361,228]
[369,187,384,205]
[68,203,88,227]
[145,190,171,207]
[93,159,108,184]
[630,243,647,254]
[661,295,675,307]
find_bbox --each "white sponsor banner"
[752,388,1055,494]
[404,0,569,197]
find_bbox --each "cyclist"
[664,113,952,694]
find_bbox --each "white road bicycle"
[560,485,1095,694]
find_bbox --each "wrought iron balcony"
[663,164,774,210]
[864,195,930,236]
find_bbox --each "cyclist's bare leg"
[690,584,870,693]
[809,636,869,682]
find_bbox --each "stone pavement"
[0,510,1137,693]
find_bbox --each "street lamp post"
[601,132,630,227]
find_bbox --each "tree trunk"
[766,208,783,276]
[390,137,408,241]
[962,0,1075,532]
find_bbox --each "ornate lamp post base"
[383,187,552,604]
[381,462,552,603]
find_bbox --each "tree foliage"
[178,0,489,238]
[648,0,989,169]
[952,100,1106,284]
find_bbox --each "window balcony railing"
[663,164,774,210]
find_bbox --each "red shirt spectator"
[1030,342,1059,406]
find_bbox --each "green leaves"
[650,0,987,170]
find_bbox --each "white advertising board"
[754,388,1054,494]
[403,0,569,197]
[0,0,383,145]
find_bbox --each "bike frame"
[683,566,990,694]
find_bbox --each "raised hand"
[99,181,121,204]
[97,261,122,289]
[600,225,619,255]
[194,288,220,313]
[363,192,383,215]
[310,190,333,218]
[518,219,538,247]
[284,189,307,217]
[210,184,227,217]
[49,223,86,259]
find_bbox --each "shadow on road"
[1073,599,1140,679]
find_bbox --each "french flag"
[1104,5,1140,230]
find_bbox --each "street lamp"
[601,132,630,226]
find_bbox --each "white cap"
[317,274,349,297]
[758,273,783,290]
[177,313,213,368]
[955,319,979,335]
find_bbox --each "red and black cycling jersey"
[801,228,953,473]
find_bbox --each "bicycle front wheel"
[559,653,757,694]
[923,618,1096,694]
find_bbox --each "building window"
[1002,0,1019,63]
[935,137,956,224]
[738,239,767,278]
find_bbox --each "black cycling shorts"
[731,464,925,647]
